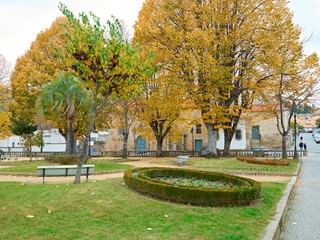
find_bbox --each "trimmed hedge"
[236,156,290,166]
[44,155,89,165]
[124,167,261,207]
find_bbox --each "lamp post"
[293,100,298,159]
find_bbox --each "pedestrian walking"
[304,143,307,151]
[299,141,304,150]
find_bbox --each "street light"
[293,100,298,159]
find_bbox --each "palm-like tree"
[36,73,91,154]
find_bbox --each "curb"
[260,160,302,240]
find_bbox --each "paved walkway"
[280,153,320,240]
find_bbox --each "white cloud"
[0,0,145,66]
[1,0,319,67]
[288,0,320,55]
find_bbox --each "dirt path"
[0,160,291,184]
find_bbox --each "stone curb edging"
[260,176,297,240]
[260,160,302,240]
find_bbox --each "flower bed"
[157,176,247,189]
[124,167,261,207]
[236,156,290,166]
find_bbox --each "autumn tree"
[0,54,12,138]
[134,0,296,157]
[0,54,11,83]
[36,73,91,155]
[257,3,320,158]
[137,73,189,157]
[58,4,154,183]
[0,84,11,139]
[110,97,140,158]
[10,17,70,125]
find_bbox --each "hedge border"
[44,155,89,165]
[124,167,261,207]
[236,156,290,166]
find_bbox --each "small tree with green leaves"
[59,4,155,183]
[36,73,91,155]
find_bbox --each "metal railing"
[0,149,307,159]
[101,149,308,158]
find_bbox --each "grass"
[0,156,299,175]
[0,159,134,174]
[0,178,286,240]
[149,157,299,175]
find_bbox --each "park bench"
[173,156,188,166]
[36,164,95,184]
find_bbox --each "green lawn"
[150,157,299,175]
[0,178,286,240]
[0,157,299,176]
[0,159,134,174]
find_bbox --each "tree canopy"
[58,3,155,182]
[10,17,70,125]
[133,0,315,156]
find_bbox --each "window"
[252,126,260,140]
[235,129,242,140]
[196,124,202,134]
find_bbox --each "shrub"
[124,167,261,207]
[44,155,89,165]
[236,156,290,166]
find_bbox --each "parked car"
[305,128,314,133]
[312,128,320,137]
[313,132,320,143]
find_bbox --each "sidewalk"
[279,153,320,239]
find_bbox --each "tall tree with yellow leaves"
[0,54,11,83]
[10,17,69,129]
[258,5,320,158]
[137,73,189,157]
[134,0,296,157]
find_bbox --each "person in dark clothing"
[299,141,304,150]
[304,143,307,151]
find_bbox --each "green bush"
[124,167,261,207]
[44,155,89,165]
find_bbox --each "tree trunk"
[122,102,129,159]
[74,112,94,183]
[281,134,287,159]
[204,122,218,158]
[122,131,128,159]
[74,98,96,183]
[65,108,76,155]
[156,136,163,157]
[223,131,232,157]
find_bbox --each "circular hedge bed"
[123,167,261,207]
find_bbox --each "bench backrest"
[37,165,95,176]
[177,156,188,160]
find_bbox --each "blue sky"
[0,0,319,67]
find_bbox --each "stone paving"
[280,153,320,240]
[280,133,320,240]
